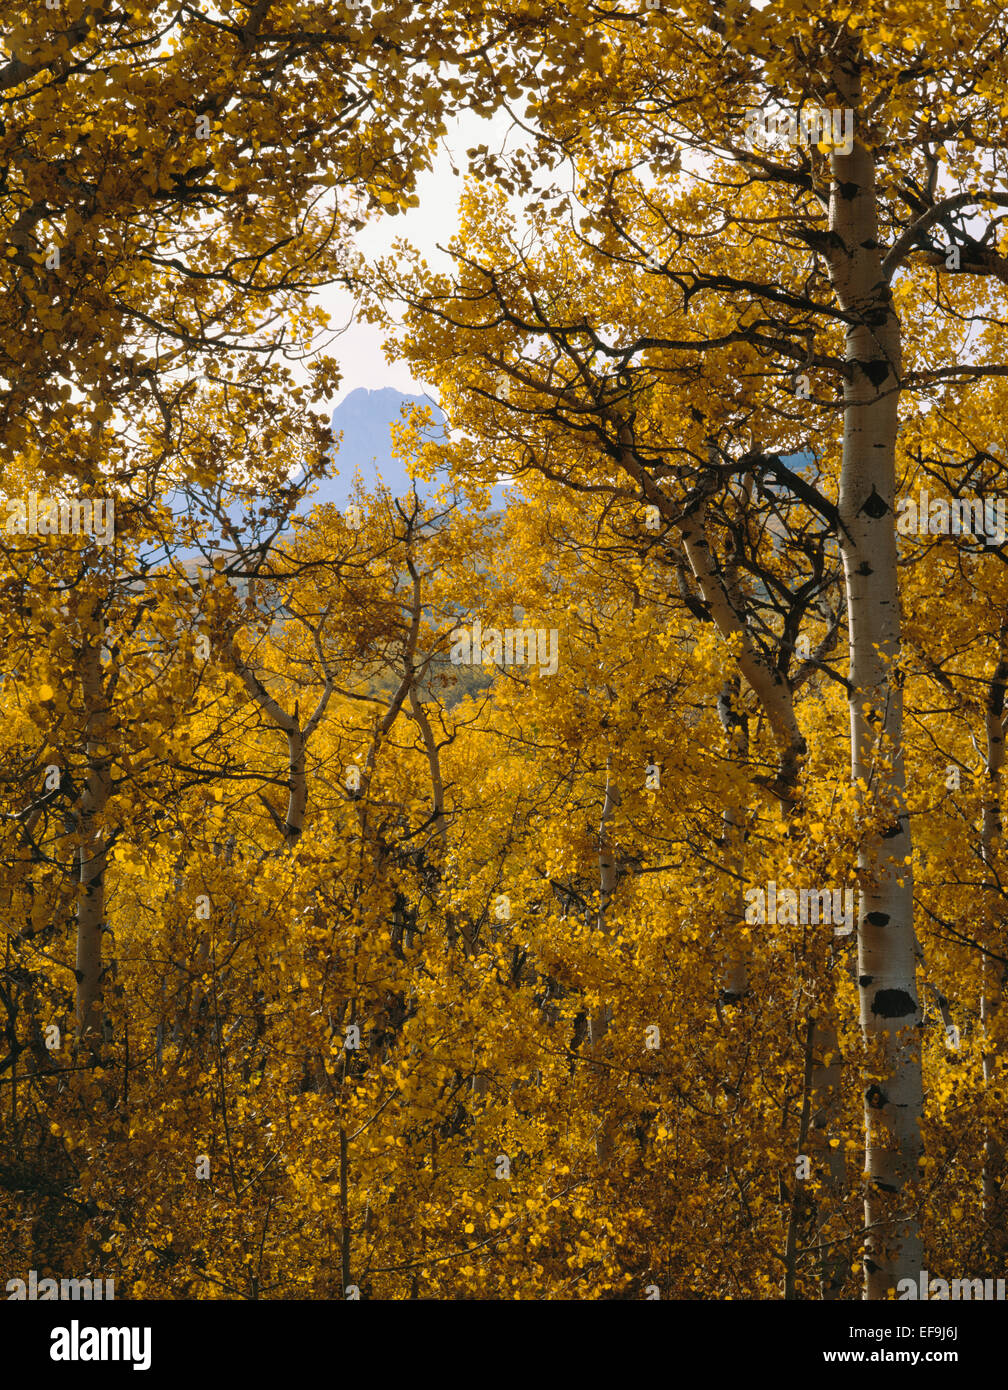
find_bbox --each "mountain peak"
[289,386,509,515]
[334,385,440,419]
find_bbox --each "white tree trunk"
[829,76,923,1297]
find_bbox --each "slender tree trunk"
[808,1015,848,1298]
[829,62,923,1297]
[590,761,620,1162]
[226,637,332,847]
[981,638,1008,1220]
[678,497,806,797]
[717,675,749,1002]
[784,1016,816,1298]
[76,632,111,1052]
[339,1124,352,1296]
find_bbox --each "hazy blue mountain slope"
[295,386,511,514]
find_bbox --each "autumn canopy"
[0,0,1006,1306]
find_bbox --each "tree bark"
[226,637,332,846]
[981,635,1008,1221]
[829,61,923,1298]
[679,497,806,798]
[75,629,111,1052]
[590,760,620,1163]
[808,1015,848,1298]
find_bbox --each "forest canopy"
[1,0,1007,1305]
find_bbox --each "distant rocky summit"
[294,386,511,515]
[297,386,447,512]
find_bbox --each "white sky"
[314,107,524,407]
